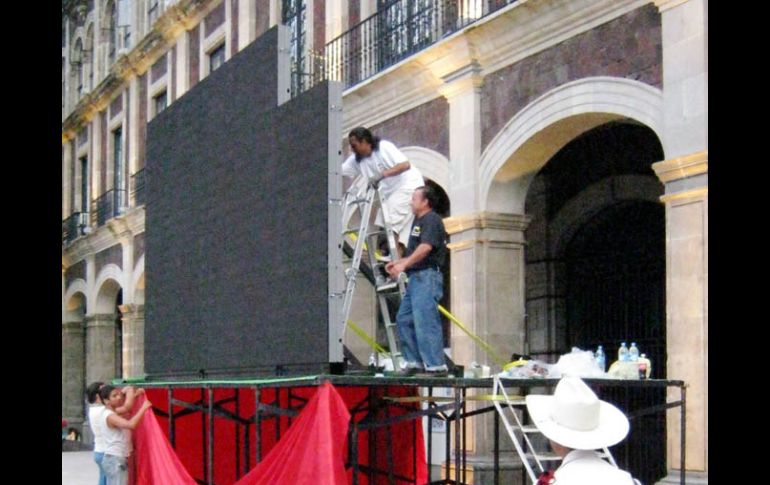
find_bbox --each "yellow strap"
[384,394,524,403]
[438,305,508,367]
[347,320,389,356]
[348,232,384,259]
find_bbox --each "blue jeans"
[102,454,128,485]
[94,451,107,485]
[396,267,446,370]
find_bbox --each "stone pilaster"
[118,304,145,378]
[444,211,530,462]
[62,320,86,424]
[652,0,708,481]
[85,313,119,384]
[653,151,707,483]
[440,61,483,216]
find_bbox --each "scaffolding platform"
[120,374,686,485]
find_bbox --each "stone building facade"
[62,0,707,482]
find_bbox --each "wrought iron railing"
[325,0,519,89]
[93,188,128,227]
[131,168,146,207]
[62,212,90,245]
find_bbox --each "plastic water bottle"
[618,342,629,362]
[629,342,639,362]
[595,345,606,372]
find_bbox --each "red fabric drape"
[134,383,428,485]
[234,381,350,485]
[130,394,198,485]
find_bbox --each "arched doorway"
[524,120,666,483]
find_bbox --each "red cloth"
[131,394,198,485]
[234,381,351,485]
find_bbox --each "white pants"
[376,187,416,245]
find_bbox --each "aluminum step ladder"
[491,376,619,484]
[340,179,406,369]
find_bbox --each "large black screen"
[145,27,342,379]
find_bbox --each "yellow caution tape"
[502,359,528,371]
[437,305,508,367]
[347,320,388,356]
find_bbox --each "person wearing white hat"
[525,375,640,484]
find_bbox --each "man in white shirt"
[525,376,641,485]
[341,127,424,258]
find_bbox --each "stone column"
[238,0,258,50]
[62,320,86,426]
[119,304,145,378]
[85,313,119,384]
[652,153,708,485]
[443,212,530,481]
[653,0,707,482]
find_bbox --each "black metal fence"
[62,212,89,245]
[93,188,127,227]
[326,0,519,90]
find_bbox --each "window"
[209,43,226,73]
[80,156,89,214]
[148,0,160,26]
[153,90,167,116]
[376,0,436,70]
[282,0,306,97]
[113,127,125,210]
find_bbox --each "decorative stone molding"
[63,0,214,140]
[63,206,145,268]
[444,212,531,236]
[653,0,692,13]
[342,0,647,133]
[659,186,708,204]
[652,150,707,184]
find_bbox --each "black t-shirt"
[405,210,447,272]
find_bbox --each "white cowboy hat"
[525,375,629,450]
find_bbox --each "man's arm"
[381,161,410,178]
[106,400,153,430]
[115,386,145,416]
[386,242,432,277]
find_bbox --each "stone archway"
[63,290,87,428]
[522,120,666,484]
[88,270,124,384]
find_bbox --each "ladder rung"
[506,423,538,434]
[525,452,562,462]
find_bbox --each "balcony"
[62,212,90,246]
[325,0,519,90]
[93,188,128,227]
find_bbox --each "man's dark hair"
[416,185,439,209]
[348,127,380,161]
[98,384,117,403]
[86,381,104,404]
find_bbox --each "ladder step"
[506,423,539,434]
[525,452,562,462]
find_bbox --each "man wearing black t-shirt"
[385,185,448,376]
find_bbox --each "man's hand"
[386,260,407,277]
[368,172,385,189]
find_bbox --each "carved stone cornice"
[444,211,531,235]
[652,150,708,184]
[653,0,692,13]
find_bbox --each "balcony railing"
[62,212,90,245]
[326,0,519,89]
[131,168,146,207]
[93,188,128,227]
